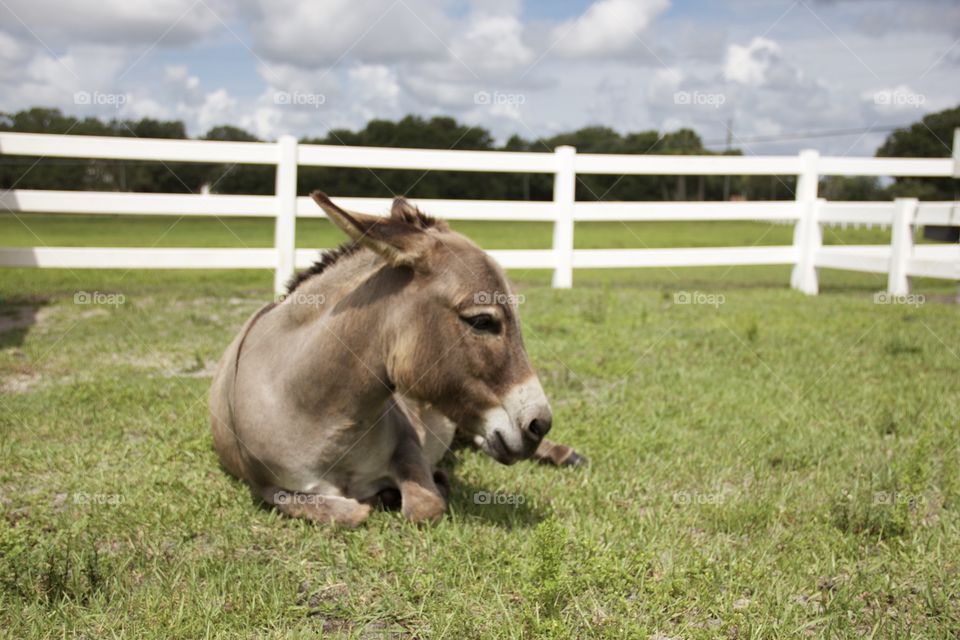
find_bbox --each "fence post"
[552,145,576,288]
[887,197,918,296]
[273,134,298,296]
[790,149,821,295]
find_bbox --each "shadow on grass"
[234,463,551,530]
[446,473,549,529]
[0,297,50,349]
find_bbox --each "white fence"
[0,131,957,295]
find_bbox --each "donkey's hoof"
[401,485,446,523]
[562,451,588,467]
[341,503,374,528]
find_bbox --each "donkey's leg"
[454,432,587,467]
[432,468,451,502]
[258,486,372,527]
[390,433,446,523]
[532,438,587,467]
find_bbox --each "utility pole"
[723,118,733,201]
[953,127,959,180]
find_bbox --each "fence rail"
[0,131,957,295]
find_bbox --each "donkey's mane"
[286,242,362,294]
[286,203,446,294]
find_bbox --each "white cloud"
[164,65,199,89]
[348,64,400,106]
[651,67,684,93]
[401,66,477,109]
[452,1,533,76]
[0,0,224,47]
[0,31,22,60]
[345,64,402,124]
[122,96,168,120]
[724,37,781,85]
[245,0,450,67]
[852,0,960,37]
[192,88,238,133]
[0,45,127,114]
[552,0,670,58]
[120,65,242,135]
[240,106,283,141]
[0,32,29,84]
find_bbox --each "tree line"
[1,106,957,201]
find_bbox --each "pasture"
[1,214,959,638]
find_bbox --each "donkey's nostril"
[527,417,552,439]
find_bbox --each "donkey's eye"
[462,313,502,335]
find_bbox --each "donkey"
[209,191,582,525]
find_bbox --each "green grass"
[1,211,893,249]
[1,214,959,638]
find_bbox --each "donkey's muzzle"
[484,376,553,464]
[505,410,551,461]
[526,416,552,440]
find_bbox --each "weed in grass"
[521,517,572,638]
[0,525,112,607]
[183,350,207,374]
[885,335,923,356]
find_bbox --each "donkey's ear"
[390,196,420,224]
[311,191,430,267]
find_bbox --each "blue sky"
[0,0,957,155]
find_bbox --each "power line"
[0,123,919,160]
[703,124,910,147]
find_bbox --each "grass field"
[1,213,959,638]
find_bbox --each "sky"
[0,0,957,155]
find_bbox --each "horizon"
[1,106,941,162]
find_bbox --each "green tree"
[0,108,115,191]
[820,175,884,201]
[0,108,203,193]
[202,125,274,195]
[115,117,206,194]
[876,106,960,200]
[299,115,506,199]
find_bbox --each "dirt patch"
[78,308,110,320]
[0,372,42,394]
[919,292,960,305]
[109,353,177,372]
